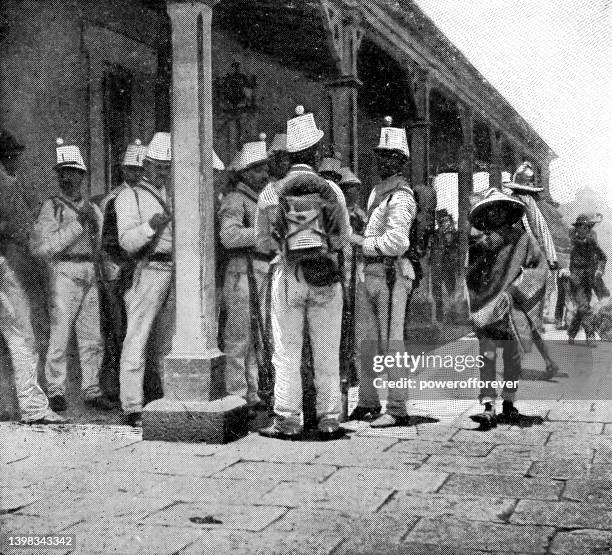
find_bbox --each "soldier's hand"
[548,261,560,271]
[350,234,364,247]
[78,203,98,228]
[149,212,171,232]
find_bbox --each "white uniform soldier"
[0,130,64,424]
[97,139,147,401]
[30,138,112,413]
[219,135,270,409]
[256,106,351,440]
[348,117,417,428]
[115,132,173,427]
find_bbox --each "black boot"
[470,402,497,429]
[48,395,67,413]
[348,405,382,421]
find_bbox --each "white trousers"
[355,265,412,416]
[271,263,342,426]
[120,263,173,414]
[45,262,103,400]
[222,268,266,405]
[0,257,51,421]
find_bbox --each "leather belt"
[54,254,93,262]
[226,249,273,263]
[148,253,173,262]
[364,255,392,265]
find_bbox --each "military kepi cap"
[122,139,147,168]
[54,138,87,172]
[374,117,410,158]
[232,133,269,172]
[146,132,172,163]
[286,106,324,153]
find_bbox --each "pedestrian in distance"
[567,213,607,347]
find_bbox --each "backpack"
[276,173,342,263]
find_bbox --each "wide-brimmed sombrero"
[469,188,526,231]
[504,161,544,193]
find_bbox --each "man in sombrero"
[567,213,607,346]
[467,188,548,428]
[503,162,561,379]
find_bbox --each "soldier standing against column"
[30,138,112,413]
[219,135,271,411]
[115,132,173,427]
[0,131,64,424]
[97,139,147,401]
[348,117,417,428]
[255,106,351,440]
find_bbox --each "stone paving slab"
[439,474,563,500]
[200,433,327,463]
[420,454,532,476]
[405,517,555,553]
[144,476,278,504]
[314,450,423,469]
[143,501,288,532]
[179,529,345,555]
[379,492,517,523]
[527,459,594,479]
[562,478,612,504]
[259,482,394,512]
[549,529,612,554]
[488,444,595,461]
[90,452,241,478]
[451,427,551,445]
[386,439,496,457]
[0,513,82,537]
[18,493,175,524]
[540,420,604,435]
[33,469,175,498]
[60,522,206,555]
[212,460,337,483]
[323,467,448,493]
[511,499,612,529]
[546,432,612,450]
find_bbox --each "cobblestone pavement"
[3,327,612,554]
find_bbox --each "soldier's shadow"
[495,413,545,427]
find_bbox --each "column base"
[142,396,248,444]
[163,350,223,401]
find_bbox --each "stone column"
[320,1,363,173]
[405,66,438,341]
[143,0,248,443]
[452,103,474,322]
[325,76,361,172]
[489,128,502,189]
